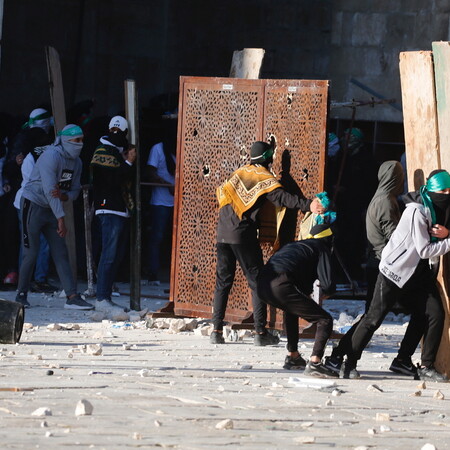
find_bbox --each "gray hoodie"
[366,161,404,260]
[379,195,450,288]
[22,143,82,219]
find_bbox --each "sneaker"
[15,292,30,308]
[3,272,18,285]
[254,331,280,346]
[323,355,343,375]
[30,280,58,293]
[283,354,307,370]
[389,357,418,377]
[304,361,339,378]
[210,331,225,344]
[339,360,360,379]
[417,365,449,382]
[95,299,124,312]
[65,294,94,310]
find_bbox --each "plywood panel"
[431,41,450,376]
[399,51,440,189]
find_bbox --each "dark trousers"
[257,267,333,358]
[345,270,444,367]
[212,242,266,333]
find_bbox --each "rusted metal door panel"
[171,76,328,326]
[171,77,265,320]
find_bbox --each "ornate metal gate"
[170,76,328,325]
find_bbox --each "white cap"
[108,115,128,132]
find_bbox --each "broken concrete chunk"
[194,326,212,336]
[64,323,80,330]
[23,323,33,330]
[138,369,150,377]
[433,390,445,400]
[417,381,427,390]
[375,413,390,421]
[86,344,102,356]
[379,425,391,433]
[154,420,162,427]
[75,399,94,416]
[421,445,437,450]
[47,323,63,331]
[132,432,142,440]
[410,390,422,397]
[367,384,384,393]
[301,422,314,428]
[367,428,376,435]
[45,431,53,438]
[215,419,233,430]
[32,407,52,417]
[122,343,132,350]
[241,365,252,370]
[325,399,333,406]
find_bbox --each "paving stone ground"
[0,284,448,449]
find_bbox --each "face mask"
[429,191,450,210]
[61,138,83,159]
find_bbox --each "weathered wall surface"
[1,1,450,123]
[330,0,450,122]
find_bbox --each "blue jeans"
[96,214,127,300]
[147,205,173,279]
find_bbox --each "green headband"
[420,171,450,238]
[426,171,450,192]
[58,125,83,137]
[22,111,52,129]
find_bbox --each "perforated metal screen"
[170,77,328,325]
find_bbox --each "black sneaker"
[254,331,280,346]
[304,361,339,378]
[15,292,30,308]
[389,357,418,377]
[339,360,360,379]
[65,294,94,310]
[323,355,343,375]
[417,365,449,382]
[283,354,307,370]
[210,331,225,344]
[30,280,58,293]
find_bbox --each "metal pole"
[82,185,95,297]
[125,80,141,311]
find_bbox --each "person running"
[339,169,450,382]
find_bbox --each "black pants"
[212,242,266,333]
[345,269,444,367]
[257,267,333,358]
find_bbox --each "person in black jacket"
[210,139,325,346]
[257,224,337,377]
[90,116,135,311]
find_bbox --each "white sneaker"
[95,299,124,312]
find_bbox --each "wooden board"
[399,51,440,190]
[45,46,77,281]
[431,42,450,375]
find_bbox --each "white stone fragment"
[122,343,132,350]
[154,420,162,427]
[417,381,427,390]
[433,390,445,400]
[294,436,315,444]
[367,428,376,435]
[354,447,369,450]
[75,399,94,416]
[410,390,422,397]
[421,445,436,450]
[45,431,53,437]
[331,389,342,397]
[194,326,212,336]
[86,344,102,356]
[47,323,62,331]
[375,413,390,422]
[215,419,234,430]
[23,323,34,330]
[32,407,52,417]
[301,422,314,428]
[132,432,142,440]
[40,421,48,427]
[138,369,150,377]
[325,399,333,406]
[367,384,384,393]
[379,425,391,433]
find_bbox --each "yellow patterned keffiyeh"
[217,165,286,246]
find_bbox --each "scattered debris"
[31,407,52,417]
[421,444,436,450]
[367,384,384,393]
[433,390,445,400]
[410,390,422,397]
[154,420,162,427]
[294,436,315,444]
[288,377,337,390]
[241,365,252,370]
[367,428,376,435]
[86,344,102,356]
[215,419,233,430]
[375,413,391,422]
[75,399,94,416]
[40,421,48,428]
[301,422,314,428]
[138,369,150,377]
[132,432,142,440]
[417,381,427,390]
[379,425,391,433]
